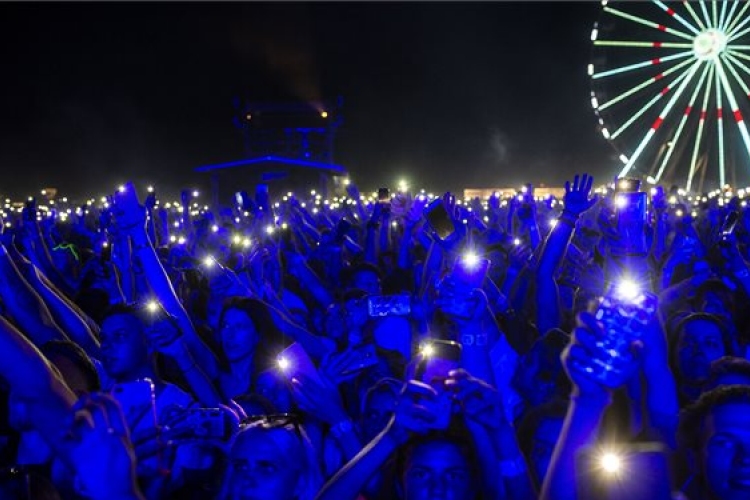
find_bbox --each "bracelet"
[498,456,527,477]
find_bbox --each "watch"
[460,332,489,347]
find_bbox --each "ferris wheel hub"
[693,28,727,61]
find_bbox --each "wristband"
[498,456,527,477]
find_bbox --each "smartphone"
[614,191,648,255]
[575,283,658,387]
[367,294,412,317]
[452,255,490,289]
[721,210,739,237]
[575,442,672,500]
[425,198,456,240]
[340,343,380,375]
[614,177,641,193]
[378,187,390,204]
[277,342,325,386]
[415,340,462,430]
[110,378,158,433]
[235,191,244,207]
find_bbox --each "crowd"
[0,173,748,500]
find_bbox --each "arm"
[0,244,68,345]
[536,174,597,336]
[20,261,101,357]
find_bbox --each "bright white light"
[591,97,599,109]
[590,28,598,41]
[146,300,159,314]
[211,224,219,233]
[619,154,629,164]
[549,219,558,228]
[601,128,610,139]
[421,343,435,358]
[266,225,275,235]
[600,452,621,474]
[513,238,521,246]
[398,179,408,192]
[177,236,186,245]
[242,238,252,248]
[169,235,177,243]
[462,251,480,268]
[615,195,628,209]
[616,279,639,301]
[588,63,594,76]
[676,209,684,217]
[118,185,125,193]
[278,356,291,371]
[203,256,215,268]
[147,186,154,193]
[232,235,242,245]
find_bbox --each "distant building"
[463,185,566,200]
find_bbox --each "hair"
[218,296,283,371]
[703,356,750,391]
[668,312,738,378]
[344,262,382,288]
[40,340,100,393]
[678,385,750,452]
[692,278,736,315]
[219,420,323,500]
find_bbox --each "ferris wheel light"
[588,63,595,76]
[646,176,657,184]
[591,97,600,109]
[602,128,610,139]
[591,28,599,41]
[619,154,629,164]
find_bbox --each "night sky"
[0,1,618,200]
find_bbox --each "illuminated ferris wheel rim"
[589,0,750,192]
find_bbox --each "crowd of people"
[0,173,749,500]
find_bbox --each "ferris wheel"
[590,0,750,192]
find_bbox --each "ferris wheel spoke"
[726,0,750,36]
[729,21,750,43]
[726,47,750,62]
[682,0,707,31]
[719,0,730,31]
[723,51,750,94]
[619,61,703,178]
[715,58,750,180]
[609,75,688,140]
[598,58,695,112]
[721,0,740,32]
[699,1,714,28]
[653,63,712,182]
[713,65,727,187]
[687,65,716,191]
[712,0,720,28]
[651,0,700,34]
[592,50,693,79]
[594,40,693,48]
[604,6,695,41]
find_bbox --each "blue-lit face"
[677,319,726,384]
[701,401,750,500]
[402,440,473,500]
[224,430,301,500]
[100,313,149,382]
[220,308,259,363]
[345,298,368,331]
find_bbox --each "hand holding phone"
[424,198,456,240]
[414,341,462,430]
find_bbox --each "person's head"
[342,289,369,334]
[670,313,735,388]
[99,303,153,383]
[679,385,750,500]
[218,297,274,364]
[359,377,401,442]
[693,279,736,323]
[396,429,479,500]
[348,263,382,296]
[220,415,322,500]
[704,356,750,392]
[512,329,571,408]
[516,398,568,488]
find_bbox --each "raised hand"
[563,174,597,217]
[112,182,147,235]
[386,380,440,443]
[445,368,504,429]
